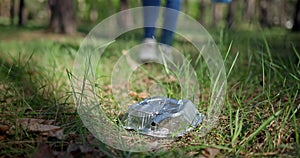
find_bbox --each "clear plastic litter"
[123,97,205,138]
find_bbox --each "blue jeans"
[142,0,182,46]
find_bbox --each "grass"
[0,25,299,157]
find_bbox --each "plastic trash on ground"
[123,97,205,138]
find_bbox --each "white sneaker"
[138,38,158,63]
[158,44,173,63]
[138,38,174,64]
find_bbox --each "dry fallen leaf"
[0,135,6,141]
[0,122,10,141]
[18,118,63,139]
[137,92,149,99]
[33,137,106,158]
[169,75,176,82]
[67,143,104,158]
[129,91,149,100]
[201,147,220,158]
[156,75,177,83]
[0,123,10,133]
[187,151,199,157]
[33,143,55,158]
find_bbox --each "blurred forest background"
[0,0,300,34]
[0,0,300,157]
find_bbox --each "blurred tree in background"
[243,0,256,24]
[0,0,299,33]
[118,0,133,29]
[48,0,76,34]
[9,0,14,25]
[259,0,272,28]
[293,0,300,31]
[18,0,24,26]
[226,0,237,28]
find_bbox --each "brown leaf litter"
[17,118,63,140]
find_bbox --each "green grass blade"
[239,109,282,146]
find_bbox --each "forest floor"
[0,25,299,157]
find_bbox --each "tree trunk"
[10,0,15,25]
[198,0,207,26]
[244,0,256,23]
[259,0,272,28]
[279,0,287,27]
[48,0,77,35]
[226,0,237,28]
[212,3,222,27]
[18,0,24,26]
[118,0,133,29]
[292,0,300,31]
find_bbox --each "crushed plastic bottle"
[123,97,205,138]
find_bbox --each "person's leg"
[161,0,182,45]
[142,0,160,39]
